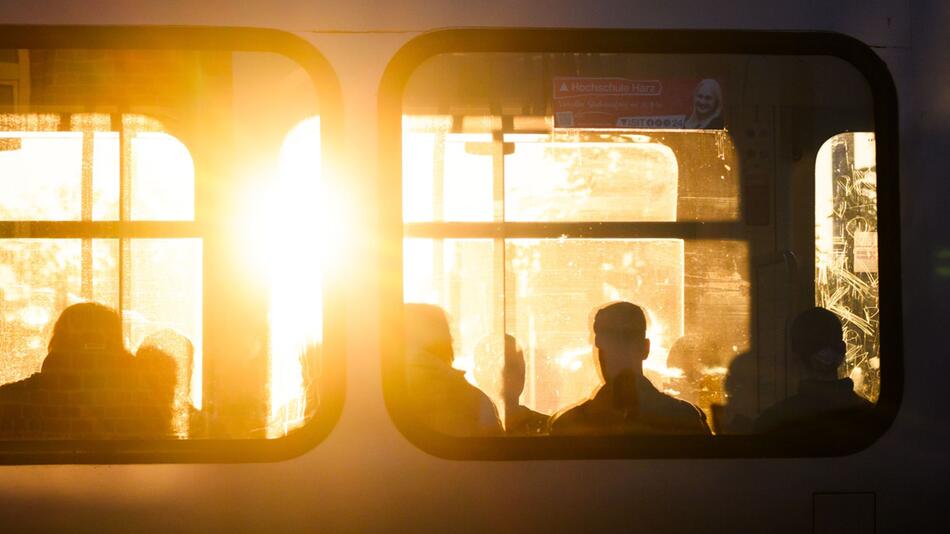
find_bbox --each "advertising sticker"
[553,77,725,130]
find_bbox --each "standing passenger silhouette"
[551,301,710,435]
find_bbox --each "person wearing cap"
[550,301,710,435]
[753,307,874,435]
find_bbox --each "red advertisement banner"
[553,77,724,129]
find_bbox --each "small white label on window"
[854,230,878,273]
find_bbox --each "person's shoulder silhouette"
[499,335,548,435]
[404,304,502,436]
[551,301,709,435]
[0,302,140,439]
[137,329,196,436]
[754,307,874,436]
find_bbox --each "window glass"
[0,45,330,446]
[127,239,203,409]
[397,49,883,445]
[0,85,13,107]
[504,134,678,222]
[403,123,494,222]
[403,123,738,224]
[0,130,83,220]
[815,132,879,402]
[129,118,196,221]
[0,239,117,385]
[0,116,194,222]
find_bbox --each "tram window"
[0,115,206,440]
[383,31,898,458]
[0,30,342,462]
[815,132,879,402]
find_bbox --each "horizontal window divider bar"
[403,221,745,239]
[0,221,203,238]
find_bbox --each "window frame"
[378,29,901,460]
[0,25,344,464]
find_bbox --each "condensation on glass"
[0,48,324,441]
[401,51,878,439]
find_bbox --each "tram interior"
[400,52,880,436]
[0,47,880,440]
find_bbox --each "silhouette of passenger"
[0,303,178,439]
[0,303,133,438]
[753,307,874,435]
[133,341,178,437]
[710,351,756,434]
[551,301,711,435]
[43,301,128,372]
[137,329,196,437]
[474,334,548,435]
[666,334,725,413]
[404,303,503,436]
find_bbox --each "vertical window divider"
[77,114,94,301]
[432,118,446,306]
[115,112,131,335]
[490,110,507,403]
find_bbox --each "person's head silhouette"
[790,307,846,380]
[592,301,650,382]
[404,303,454,365]
[47,302,124,355]
[138,329,194,399]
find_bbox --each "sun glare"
[258,116,327,438]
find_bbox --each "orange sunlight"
[402,115,685,414]
[257,116,326,438]
[0,114,202,434]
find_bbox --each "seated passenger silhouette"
[42,301,129,373]
[0,303,176,439]
[666,334,725,412]
[753,307,874,435]
[132,341,178,437]
[474,334,548,435]
[710,351,756,434]
[404,304,502,436]
[551,301,711,435]
[137,329,196,437]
